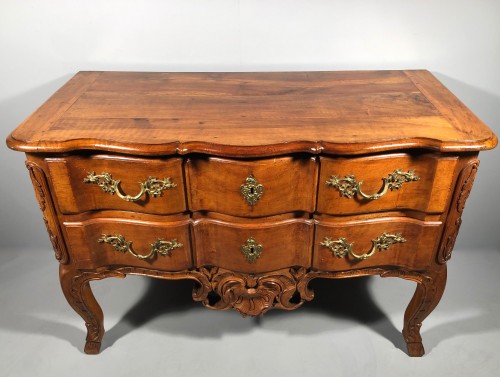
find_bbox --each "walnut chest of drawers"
[6,70,497,357]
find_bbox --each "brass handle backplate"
[98,234,182,260]
[241,237,263,263]
[84,172,176,202]
[325,169,419,200]
[240,175,264,205]
[320,232,406,260]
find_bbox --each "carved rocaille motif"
[25,161,69,264]
[438,160,480,264]
[198,267,310,316]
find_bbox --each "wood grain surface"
[63,216,193,271]
[7,70,497,156]
[186,156,318,216]
[313,216,443,271]
[192,216,314,273]
[46,154,186,214]
[317,152,458,215]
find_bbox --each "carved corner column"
[438,159,480,264]
[25,159,69,264]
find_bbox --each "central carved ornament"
[199,267,311,317]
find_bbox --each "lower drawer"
[63,218,193,270]
[192,216,314,273]
[313,217,443,271]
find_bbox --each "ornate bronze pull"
[320,232,406,260]
[325,169,419,200]
[98,234,182,260]
[240,175,264,205]
[84,172,176,202]
[241,237,263,263]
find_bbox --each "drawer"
[186,156,318,217]
[63,217,192,270]
[317,153,458,215]
[313,217,443,271]
[192,216,314,273]
[46,155,186,215]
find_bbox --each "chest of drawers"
[6,70,497,357]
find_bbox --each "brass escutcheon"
[240,174,264,205]
[241,237,263,263]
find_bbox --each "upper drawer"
[46,155,186,215]
[186,156,318,217]
[317,153,458,215]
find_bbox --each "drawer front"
[186,156,318,217]
[46,155,186,215]
[192,218,313,273]
[317,153,457,215]
[63,218,192,270]
[313,217,442,271]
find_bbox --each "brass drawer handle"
[84,172,176,202]
[241,237,263,263]
[325,169,419,200]
[98,234,183,260]
[240,175,264,205]
[320,232,406,260]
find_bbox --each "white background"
[0,1,499,376]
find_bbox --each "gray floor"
[1,247,499,377]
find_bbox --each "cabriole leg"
[59,265,105,354]
[403,265,447,357]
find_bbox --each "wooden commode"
[6,70,497,356]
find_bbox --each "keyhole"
[249,247,254,255]
[250,187,255,195]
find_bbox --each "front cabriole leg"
[59,265,118,354]
[58,266,211,354]
[383,266,447,356]
[404,266,447,356]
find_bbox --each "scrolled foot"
[406,342,425,357]
[84,341,102,355]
